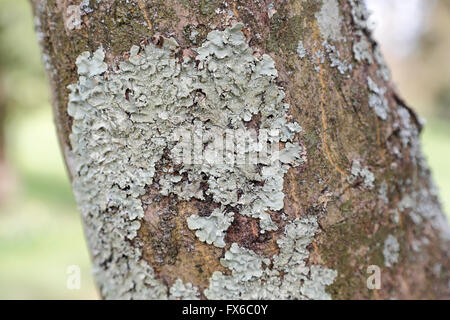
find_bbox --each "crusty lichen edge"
[65,22,338,299]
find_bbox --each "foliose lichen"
[374,46,391,82]
[169,279,200,300]
[383,234,400,267]
[398,183,450,239]
[323,41,352,75]
[187,208,234,248]
[348,0,371,31]
[347,159,375,189]
[396,105,420,162]
[315,0,343,42]
[67,23,321,299]
[204,217,337,300]
[353,36,373,65]
[297,40,307,59]
[367,76,389,120]
[220,243,270,281]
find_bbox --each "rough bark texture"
[32,0,450,299]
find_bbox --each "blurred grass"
[422,118,450,215]
[0,0,98,299]
[0,0,448,300]
[0,108,98,299]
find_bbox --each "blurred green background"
[0,0,449,299]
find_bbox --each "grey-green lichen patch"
[204,217,337,300]
[383,234,400,267]
[64,0,93,31]
[67,23,304,298]
[298,40,351,76]
[374,46,391,82]
[169,279,200,300]
[353,36,373,64]
[80,0,94,15]
[296,40,307,59]
[300,265,338,300]
[75,47,107,77]
[316,0,343,42]
[396,105,420,162]
[367,76,389,120]
[348,0,371,31]
[347,159,374,189]
[323,41,352,75]
[220,243,270,281]
[187,208,234,248]
[398,185,450,239]
[67,47,169,299]
[378,181,389,205]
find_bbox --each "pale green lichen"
[353,36,373,65]
[300,265,338,300]
[347,159,375,189]
[220,243,270,281]
[67,23,309,299]
[296,40,307,59]
[67,46,169,299]
[316,0,343,42]
[75,48,107,77]
[349,1,390,81]
[204,217,337,300]
[348,0,371,31]
[367,76,389,120]
[169,279,200,300]
[383,234,400,267]
[374,46,391,82]
[323,41,352,75]
[397,183,450,239]
[396,105,420,162]
[187,208,234,248]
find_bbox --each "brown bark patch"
[138,187,225,290]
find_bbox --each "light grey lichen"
[347,159,375,189]
[296,40,307,59]
[65,0,93,31]
[301,39,351,76]
[396,105,421,163]
[300,265,338,300]
[75,47,107,77]
[383,234,400,267]
[189,29,199,44]
[397,185,450,239]
[374,46,391,82]
[353,36,373,64]
[80,0,94,15]
[323,41,352,75]
[187,208,234,248]
[367,76,389,120]
[348,0,371,31]
[67,24,305,299]
[169,279,200,300]
[378,181,389,204]
[65,5,82,30]
[204,217,337,300]
[391,209,400,225]
[349,0,390,82]
[220,243,270,281]
[316,0,343,42]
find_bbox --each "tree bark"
[31,0,450,299]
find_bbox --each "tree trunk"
[31,0,450,299]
